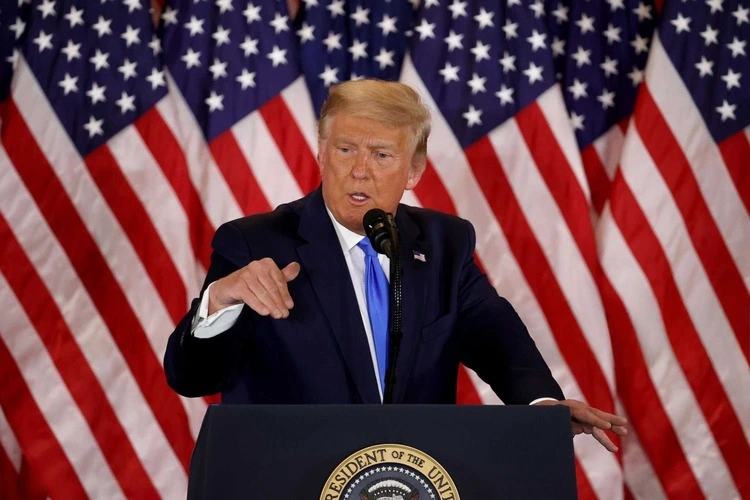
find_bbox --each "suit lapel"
[296,188,381,404]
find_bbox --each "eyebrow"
[334,137,397,150]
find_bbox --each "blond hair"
[317,79,431,165]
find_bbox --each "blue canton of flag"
[1,0,33,105]
[660,0,749,142]
[160,0,300,141]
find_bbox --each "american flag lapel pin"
[413,251,426,262]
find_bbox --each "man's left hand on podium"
[535,399,628,453]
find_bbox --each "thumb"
[282,261,301,282]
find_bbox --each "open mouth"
[348,193,370,204]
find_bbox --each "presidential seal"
[320,444,459,500]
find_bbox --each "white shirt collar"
[325,206,365,253]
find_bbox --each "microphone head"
[363,209,393,256]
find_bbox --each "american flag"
[0,0,747,498]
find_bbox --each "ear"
[405,153,426,190]
[317,141,325,171]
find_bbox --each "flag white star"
[552,3,568,23]
[58,72,78,95]
[216,0,233,14]
[374,48,395,69]
[568,79,588,100]
[633,2,652,21]
[348,39,368,61]
[161,6,178,25]
[185,16,205,37]
[116,91,136,114]
[327,0,345,17]
[467,72,487,94]
[302,0,318,8]
[424,0,439,7]
[721,69,741,90]
[551,37,565,56]
[121,25,140,47]
[572,46,591,67]
[211,25,231,46]
[695,56,713,77]
[266,44,287,67]
[64,6,84,27]
[296,22,315,43]
[603,23,621,44]
[83,116,104,138]
[706,0,723,13]
[671,13,691,33]
[240,36,259,56]
[118,59,137,81]
[323,31,342,52]
[182,48,201,68]
[732,5,749,25]
[243,3,261,23]
[727,37,746,58]
[523,62,544,83]
[502,20,518,39]
[236,69,256,89]
[414,19,436,40]
[377,14,398,36]
[600,56,618,76]
[495,84,514,105]
[9,18,25,39]
[205,91,224,112]
[149,35,162,55]
[319,65,339,87]
[529,1,544,18]
[37,0,55,19]
[700,25,718,46]
[448,0,467,18]
[607,0,625,10]
[628,67,644,86]
[146,68,166,89]
[269,12,289,34]
[89,49,109,70]
[570,112,585,130]
[716,100,736,121]
[86,82,106,104]
[444,30,463,51]
[499,51,516,73]
[630,34,649,54]
[576,14,595,33]
[526,29,546,51]
[60,40,81,61]
[123,0,141,13]
[350,5,370,26]
[473,7,494,29]
[470,40,491,62]
[33,30,53,52]
[6,49,20,70]
[597,89,616,109]
[92,16,112,37]
[439,61,460,82]
[462,105,482,127]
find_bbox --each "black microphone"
[363,208,399,258]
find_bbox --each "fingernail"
[285,300,293,308]
[273,310,282,319]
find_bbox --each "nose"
[351,151,368,179]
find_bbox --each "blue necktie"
[357,237,389,394]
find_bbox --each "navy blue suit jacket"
[164,187,563,404]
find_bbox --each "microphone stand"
[383,218,402,404]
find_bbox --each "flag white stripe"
[0,407,22,472]
[0,274,124,500]
[622,428,667,500]
[0,151,188,498]
[281,76,319,155]
[598,205,737,499]
[620,130,750,436]
[593,124,625,181]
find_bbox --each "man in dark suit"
[164,79,626,452]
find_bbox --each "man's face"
[319,113,424,235]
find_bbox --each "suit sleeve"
[163,222,255,398]
[456,220,565,404]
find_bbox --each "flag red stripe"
[209,131,271,215]
[135,108,215,269]
[0,340,88,499]
[412,160,459,216]
[717,131,750,216]
[465,137,613,414]
[598,261,703,498]
[0,214,160,498]
[1,101,195,472]
[580,144,611,215]
[455,366,482,405]
[259,95,320,195]
[575,459,597,500]
[0,445,22,500]
[636,87,749,355]
[609,175,750,491]
[84,145,188,326]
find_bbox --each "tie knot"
[357,237,379,258]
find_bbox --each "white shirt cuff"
[191,282,243,339]
[529,397,558,405]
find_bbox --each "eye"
[339,147,350,153]
[376,152,391,160]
